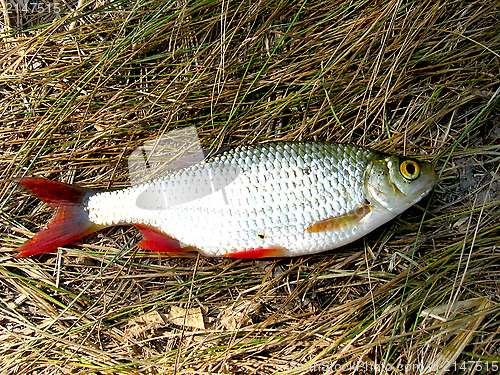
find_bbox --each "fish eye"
[400,160,420,180]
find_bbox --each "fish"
[12,142,438,258]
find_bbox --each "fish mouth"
[409,166,438,206]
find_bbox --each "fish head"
[365,155,438,214]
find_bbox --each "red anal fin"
[14,178,104,257]
[134,224,193,253]
[306,203,371,233]
[224,247,287,259]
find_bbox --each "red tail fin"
[14,178,105,257]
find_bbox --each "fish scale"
[86,143,377,256]
[14,142,438,258]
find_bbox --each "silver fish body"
[83,142,437,257]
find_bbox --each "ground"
[0,0,499,374]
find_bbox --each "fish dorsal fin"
[306,202,371,233]
[128,126,205,185]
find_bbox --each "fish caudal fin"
[14,178,104,257]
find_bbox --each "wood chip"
[166,306,205,330]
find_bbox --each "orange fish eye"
[400,160,420,180]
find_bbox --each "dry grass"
[0,0,499,373]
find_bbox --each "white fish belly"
[86,143,381,256]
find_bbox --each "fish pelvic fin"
[224,246,287,259]
[14,177,105,257]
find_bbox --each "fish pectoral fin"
[134,224,195,253]
[224,246,287,259]
[306,203,372,233]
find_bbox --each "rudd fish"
[13,142,438,258]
